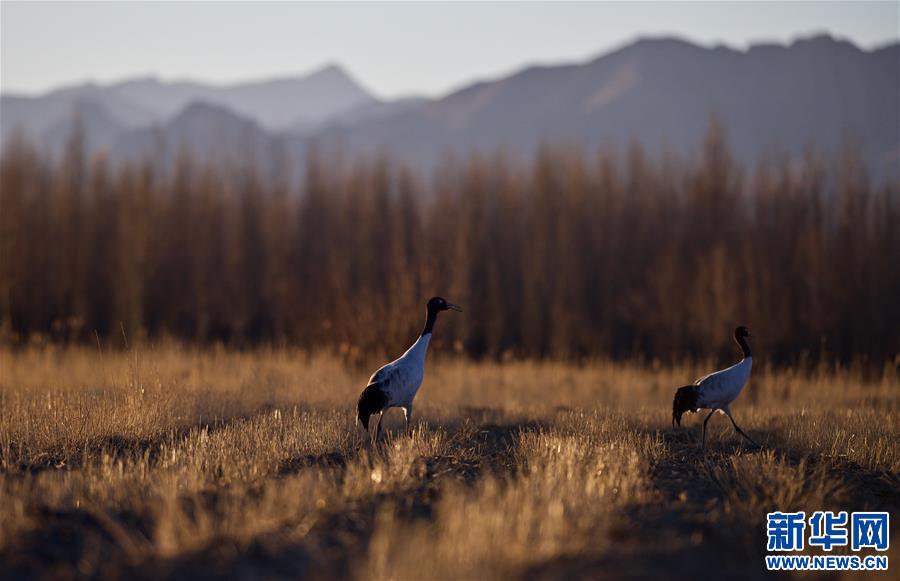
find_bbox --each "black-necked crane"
[672,326,759,449]
[357,296,461,439]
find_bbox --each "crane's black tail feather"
[357,383,389,431]
[672,385,700,427]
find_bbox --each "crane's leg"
[725,408,759,447]
[375,411,385,441]
[402,404,414,436]
[701,410,716,450]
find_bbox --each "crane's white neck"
[404,332,432,362]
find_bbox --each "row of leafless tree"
[1,126,897,365]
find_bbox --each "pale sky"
[2,1,898,99]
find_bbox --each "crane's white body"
[694,356,752,411]
[367,333,431,409]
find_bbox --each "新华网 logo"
[765,511,889,571]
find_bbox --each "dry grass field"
[0,346,897,579]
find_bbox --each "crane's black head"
[734,326,751,339]
[427,296,462,313]
[422,297,461,336]
[672,385,700,428]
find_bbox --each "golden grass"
[0,346,897,579]
[364,414,664,579]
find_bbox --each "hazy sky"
[2,1,898,99]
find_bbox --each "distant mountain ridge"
[1,64,376,152]
[2,34,897,181]
[315,34,898,179]
[105,64,374,129]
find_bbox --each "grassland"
[0,346,897,579]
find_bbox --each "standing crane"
[357,297,461,439]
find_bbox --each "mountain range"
[2,34,897,181]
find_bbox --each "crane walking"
[672,326,759,449]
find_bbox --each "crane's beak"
[447,303,462,312]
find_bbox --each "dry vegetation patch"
[0,347,897,579]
